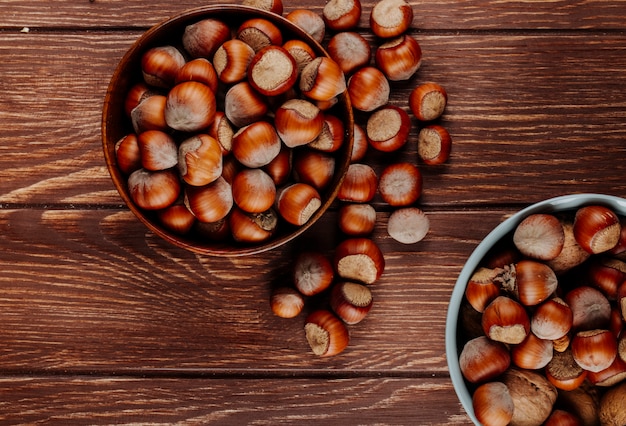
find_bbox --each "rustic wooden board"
[1,33,625,207]
[2,0,626,423]
[0,376,469,425]
[1,0,626,30]
[0,209,499,372]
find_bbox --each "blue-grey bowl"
[445,193,626,424]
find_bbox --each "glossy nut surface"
[102,5,353,256]
[446,194,626,424]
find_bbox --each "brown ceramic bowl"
[102,5,354,257]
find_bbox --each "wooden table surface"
[1,0,626,424]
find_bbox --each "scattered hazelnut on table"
[251,0,453,357]
[116,0,454,357]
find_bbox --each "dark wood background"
[1,0,625,423]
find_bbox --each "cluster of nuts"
[250,0,451,246]
[458,205,626,425]
[116,0,451,354]
[245,0,452,356]
[116,0,451,247]
[271,238,384,356]
[115,6,357,244]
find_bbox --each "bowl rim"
[101,4,354,257]
[445,193,626,424]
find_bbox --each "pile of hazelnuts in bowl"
[102,4,356,256]
[446,194,626,426]
[103,0,451,354]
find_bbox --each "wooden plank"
[0,376,470,425]
[0,208,504,372]
[1,33,625,208]
[1,0,626,30]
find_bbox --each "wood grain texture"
[0,377,469,425]
[0,208,496,372]
[1,33,625,206]
[1,0,626,423]
[1,0,626,30]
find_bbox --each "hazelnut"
[513,213,566,261]
[378,162,422,207]
[365,104,411,152]
[229,207,278,243]
[547,218,591,274]
[599,381,626,426]
[213,39,256,84]
[182,18,231,58]
[247,45,298,96]
[409,81,448,122]
[347,66,390,112]
[374,34,422,81]
[459,336,511,384]
[177,134,223,187]
[130,94,168,134]
[175,58,219,93]
[386,207,430,245]
[164,81,216,133]
[334,238,385,285]
[417,124,452,165]
[275,183,321,226]
[573,205,621,254]
[137,129,178,171]
[308,114,345,153]
[299,57,347,102]
[236,18,283,53]
[337,163,378,203]
[501,368,558,426]
[322,0,362,31]
[270,287,304,319]
[327,32,371,76]
[274,99,324,148]
[369,0,413,39]
[231,121,282,168]
[304,310,350,357]
[285,10,325,44]
[293,251,334,296]
[242,0,283,15]
[127,168,181,211]
[472,382,514,426]
[232,168,276,214]
[140,45,185,89]
[224,81,269,128]
[115,133,142,175]
[338,203,377,236]
[330,281,373,324]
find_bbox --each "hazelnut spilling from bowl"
[102,5,354,256]
[446,194,626,426]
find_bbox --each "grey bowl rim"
[445,193,626,424]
